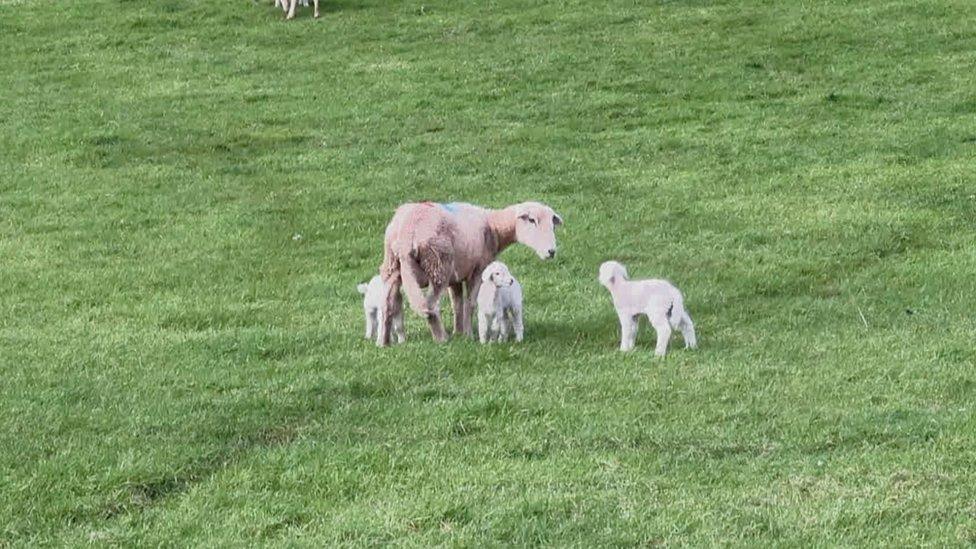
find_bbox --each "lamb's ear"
[357,283,368,294]
[552,212,563,226]
[481,268,494,282]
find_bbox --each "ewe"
[377,201,561,346]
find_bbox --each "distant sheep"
[377,201,561,346]
[598,261,696,357]
[274,0,319,19]
[476,261,524,343]
[357,275,404,344]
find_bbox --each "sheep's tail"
[399,240,451,317]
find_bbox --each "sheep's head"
[514,202,562,260]
[481,261,515,287]
[599,261,627,288]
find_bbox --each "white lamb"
[357,275,404,344]
[598,261,697,357]
[476,261,524,343]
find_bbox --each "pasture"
[2,0,975,544]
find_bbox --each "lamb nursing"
[357,275,404,345]
[377,201,561,346]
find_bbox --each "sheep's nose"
[546,249,556,258]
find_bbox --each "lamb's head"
[598,261,628,289]
[481,261,515,287]
[513,202,562,260]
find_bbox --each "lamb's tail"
[667,295,688,330]
[668,293,697,348]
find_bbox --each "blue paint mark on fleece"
[439,202,465,213]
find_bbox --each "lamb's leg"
[365,309,375,340]
[650,313,672,357]
[312,0,320,17]
[512,308,524,343]
[497,313,510,342]
[449,283,464,336]
[619,313,638,351]
[286,0,296,19]
[478,311,492,343]
[680,312,697,349]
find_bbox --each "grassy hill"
[1,0,975,544]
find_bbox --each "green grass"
[2,0,976,545]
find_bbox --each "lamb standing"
[377,201,561,347]
[477,261,524,343]
[357,275,405,344]
[598,261,697,357]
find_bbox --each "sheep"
[476,261,524,343]
[598,261,697,357]
[274,0,319,19]
[357,275,405,344]
[377,201,562,346]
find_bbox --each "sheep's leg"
[650,313,672,357]
[449,283,465,336]
[512,308,524,343]
[377,276,402,347]
[286,0,296,19]
[392,293,406,344]
[619,313,638,352]
[463,274,481,338]
[680,312,697,349]
[424,284,449,343]
[312,0,319,17]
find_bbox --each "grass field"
[3,0,976,545]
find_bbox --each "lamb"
[598,261,697,357]
[377,201,561,347]
[476,261,524,343]
[357,275,404,344]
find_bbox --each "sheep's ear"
[481,269,494,282]
[552,212,563,226]
[357,283,368,294]
[518,213,531,221]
